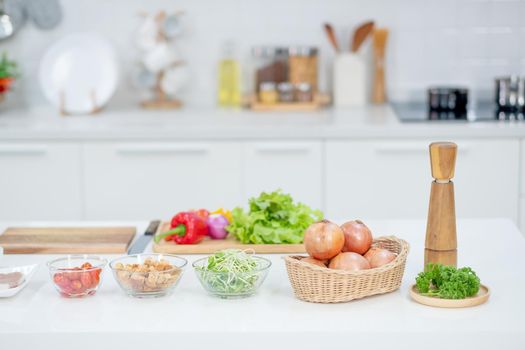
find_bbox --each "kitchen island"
[1,218,524,350]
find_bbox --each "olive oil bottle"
[217,41,241,107]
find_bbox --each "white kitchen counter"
[0,219,524,350]
[0,105,524,140]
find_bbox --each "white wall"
[0,0,524,110]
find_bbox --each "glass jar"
[259,82,278,104]
[277,82,294,102]
[288,47,318,93]
[251,47,288,94]
[295,83,313,102]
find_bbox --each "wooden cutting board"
[152,222,305,254]
[0,227,136,254]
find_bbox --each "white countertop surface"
[0,218,524,350]
[0,105,524,140]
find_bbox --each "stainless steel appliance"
[495,76,525,117]
[394,84,524,122]
[428,87,469,118]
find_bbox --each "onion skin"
[301,257,327,268]
[364,247,396,268]
[206,214,229,239]
[304,220,345,260]
[328,252,370,271]
[340,220,373,255]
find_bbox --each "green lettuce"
[226,190,323,244]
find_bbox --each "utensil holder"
[333,53,366,107]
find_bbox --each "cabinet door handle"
[254,145,312,154]
[116,144,209,155]
[375,144,469,155]
[0,145,47,156]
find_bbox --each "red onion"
[207,214,229,239]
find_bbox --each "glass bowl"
[109,254,187,298]
[193,255,271,299]
[47,255,107,298]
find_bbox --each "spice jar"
[295,83,313,102]
[288,47,318,92]
[252,47,288,92]
[277,82,294,102]
[259,82,278,104]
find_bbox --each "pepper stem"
[153,225,186,243]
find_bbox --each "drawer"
[0,142,83,220]
[242,141,323,210]
[83,142,243,220]
[326,139,520,222]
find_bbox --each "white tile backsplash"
[0,0,523,109]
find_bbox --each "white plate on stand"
[39,32,119,114]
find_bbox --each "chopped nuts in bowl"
[109,254,187,298]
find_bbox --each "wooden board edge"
[1,226,137,234]
[152,243,306,254]
[1,247,130,254]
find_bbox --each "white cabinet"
[242,142,323,210]
[0,142,82,220]
[326,139,520,222]
[83,142,243,220]
[520,197,525,235]
[521,141,525,195]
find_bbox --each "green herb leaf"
[226,190,323,244]
[415,263,481,299]
[0,52,19,79]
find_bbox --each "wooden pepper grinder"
[424,142,458,268]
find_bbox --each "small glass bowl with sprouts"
[192,249,271,299]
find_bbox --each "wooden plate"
[409,284,490,308]
[152,222,305,254]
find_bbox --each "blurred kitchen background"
[2,0,525,109]
[0,0,524,235]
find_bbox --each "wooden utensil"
[323,23,339,53]
[410,284,490,308]
[153,222,305,254]
[0,227,136,254]
[424,142,458,268]
[372,28,388,104]
[351,20,374,52]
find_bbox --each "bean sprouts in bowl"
[193,249,271,299]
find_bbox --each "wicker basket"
[284,236,409,303]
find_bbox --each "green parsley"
[415,263,481,299]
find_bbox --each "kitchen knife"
[128,220,161,254]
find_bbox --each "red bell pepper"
[154,211,208,244]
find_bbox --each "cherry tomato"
[67,267,82,280]
[81,262,93,269]
[53,273,69,288]
[80,272,93,288]
[90,268,101,286]
[70,280,83,291]
[60,285,73,295]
